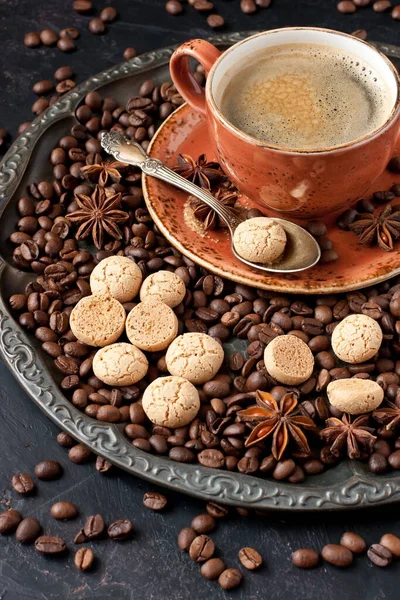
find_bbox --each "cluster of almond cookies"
[263,313,384,415]
[69,256,224,429]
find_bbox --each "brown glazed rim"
[1,32,400,511]
[206,27,400,155]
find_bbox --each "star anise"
[320,414,376,460]
[373,400,400,431]
[173,153,224,189]
[349,204,400,252]
[80,160,128,187]
[237,391,316,460]
[191,188,239,230]
[69,185,129,250]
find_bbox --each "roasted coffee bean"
[108,519,133,540]
[178,527,197,551]
[73,0,92,12]
[340,532,367,554]
[189,535,215,562]
[24,32,41,48]
[273,459,296,480]
[191,514,216,534]
[75,547,95,571]
[337,0,356,12]
[207,13,225,27]
[201,557,225,580]
[40,29,58,46]
[69,444,92,464]
[74,529,87,544]
[369,452,388,473]
[35,535,66,554]
[368,543,392,566]
[143,492,167,511]
[0,509,22,533]
[32,80,54,95]
[12,472,35,494]
[57,37,76,52]
[238,547,263,570]
[15,517,41,543]
[50,501,78,520]
[83,514,105,539]
[123,47,137,60]
[206,502,228,518]
[54,66,73,82]
[165,0,183,14]
[34,460,62,480]
[380,533,400,557]
[198,449,224,468]
[57,432,75,447]
[303,459,324,475]
[218,568,242,590]
[373,0,392,11]
[89,18,106,34]
[100,6,118,21]
[292,548,320,568]
[321,544,353,567]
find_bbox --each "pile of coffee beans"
[6,66,400,484]
[292,530,400,569]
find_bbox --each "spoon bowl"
[100,132,321,274]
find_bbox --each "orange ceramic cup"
[170,28,400,219]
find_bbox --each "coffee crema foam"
[220,43,393,150]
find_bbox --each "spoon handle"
[100,132,242,230]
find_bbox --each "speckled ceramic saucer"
[143,104,400,295]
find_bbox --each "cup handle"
[170,39,221,116]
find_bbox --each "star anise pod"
[373,400,400,431]
[191,188,239,230]
[69,185,129,249]
[349,204,400,252]
[237,391,316,460]
[173,153,224,189]
[80,160,128,187]
[320,414,376,460]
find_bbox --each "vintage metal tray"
[1,32,400,511]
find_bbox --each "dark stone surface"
[0,1,400,598]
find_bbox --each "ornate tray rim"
[1,32,400,511]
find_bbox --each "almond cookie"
[165,332,224,385]
[140,270,186,308]
[126,300,178,352]
[90,256,142,303]
[92,342,148,386]
[264,334,314,385]
[142,376,200,427]
[70,294,125,347]
[331,314,382,364]
[327,378,384,414]
[232,217,287,264]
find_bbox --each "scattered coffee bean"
[201,557,226,580]
[73,0,92,13]
[337,0,356,12]
[96,456,113,473]
[340,532,367,554]
[206,502,228,518]
[241,0,257,13]
[32,80,54,95]
[123,47,137,60]
[218,568,242,590]
[373,0,392,11]
[292,548,320,568]
[58,37,75,52]
[11,472,35,495]
[24,32,41,48]
[34,460,62,480]
[368,543,392,567]
[0,509,22,533]
[178,527,197,551]
[143,492,167,511]
[100,6,118,22]
[321,544,353,567]
[83,515,105,539]
[15,517,41,543]
[380,533,400,557]
[60,27,80,40]
[393,5,400,19]
[40,29,58,46]
[89,18,106,35]
[108,519,133,540]
[238,547,263,570]
[207,14,224,27]
[191,513,216,534]
[57,431,75,447]
[189,535,215,562]
[50,501,78,520]
[165,0,183,15]
[69,444,92,463]
[35,535,66,554]
[75,547,95,571]
[351,29,367,40]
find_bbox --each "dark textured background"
[1,1,400,599]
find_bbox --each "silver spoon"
[100,132,321,273]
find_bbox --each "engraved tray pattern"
[1,32,400,510]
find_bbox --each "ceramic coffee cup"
[170,28,400,219]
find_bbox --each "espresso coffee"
[220,43,393,150]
